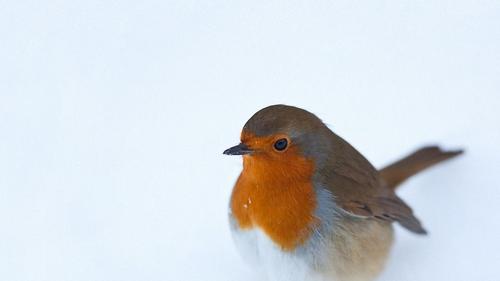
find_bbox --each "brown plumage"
[225,104,463,281]
[380,146,464,190]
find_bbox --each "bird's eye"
[273,138,288,151]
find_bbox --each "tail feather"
[380,146,463,190]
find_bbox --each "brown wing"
[330,171,427,234]
[322,134,427,234]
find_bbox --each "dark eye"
[273,138,288,151]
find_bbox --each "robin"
[223,105,462,281]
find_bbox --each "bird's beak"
[223,143,253,155]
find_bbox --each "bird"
[223,104,463,281]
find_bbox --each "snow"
[1,1,499,280]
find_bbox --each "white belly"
[229,218,334,281]
[229,215,394,281]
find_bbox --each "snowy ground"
[1,1,499,280]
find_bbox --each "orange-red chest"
[230,153,318,251]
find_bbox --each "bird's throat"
[230,153,318,251]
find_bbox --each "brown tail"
[379,146,463,190]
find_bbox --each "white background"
[1,1,499,280]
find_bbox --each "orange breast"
[230,146,318,251]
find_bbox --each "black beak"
[223,143,253,155]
